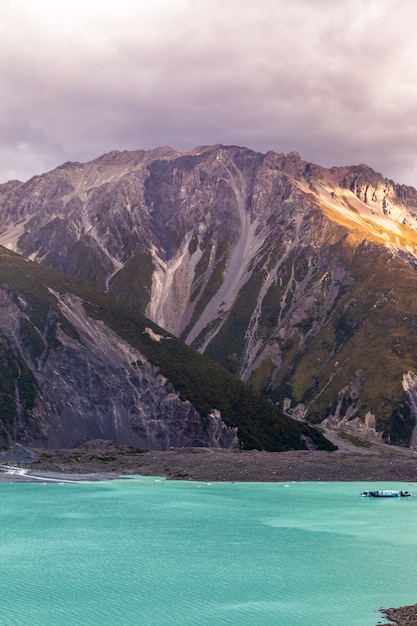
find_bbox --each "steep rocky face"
[2,145,417,445]
[0,246,331,452]
[0,286,237,451]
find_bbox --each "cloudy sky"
[1,0,417,186]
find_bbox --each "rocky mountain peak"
[1,145,417,448]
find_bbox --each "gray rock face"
[0,443,38,463]
[2,145,417,445]
[0,287,238,450]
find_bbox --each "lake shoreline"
[2,439,417,483]
[3,439,416,483]
[2,441,417,625]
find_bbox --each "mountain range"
[1,144,417,449]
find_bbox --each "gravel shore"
[4,438,416,483]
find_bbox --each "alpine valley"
[1,144,417,451]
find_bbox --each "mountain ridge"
[1,144,417,446]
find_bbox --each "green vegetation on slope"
[0,246,335,452]
[108,249,153,311]
[204,269,266,375]
[84,298,335,452]
[258,238,417,445]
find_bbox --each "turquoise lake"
[1,478,417,625]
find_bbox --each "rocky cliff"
[0,246,331,452]
[1,145,417,446]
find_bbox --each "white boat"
[361,489,412,497]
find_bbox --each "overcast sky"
[1,0,417,186]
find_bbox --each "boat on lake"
[361,489,412,498]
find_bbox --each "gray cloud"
[2,0,417,186]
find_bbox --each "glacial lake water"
[1,477,417,626]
